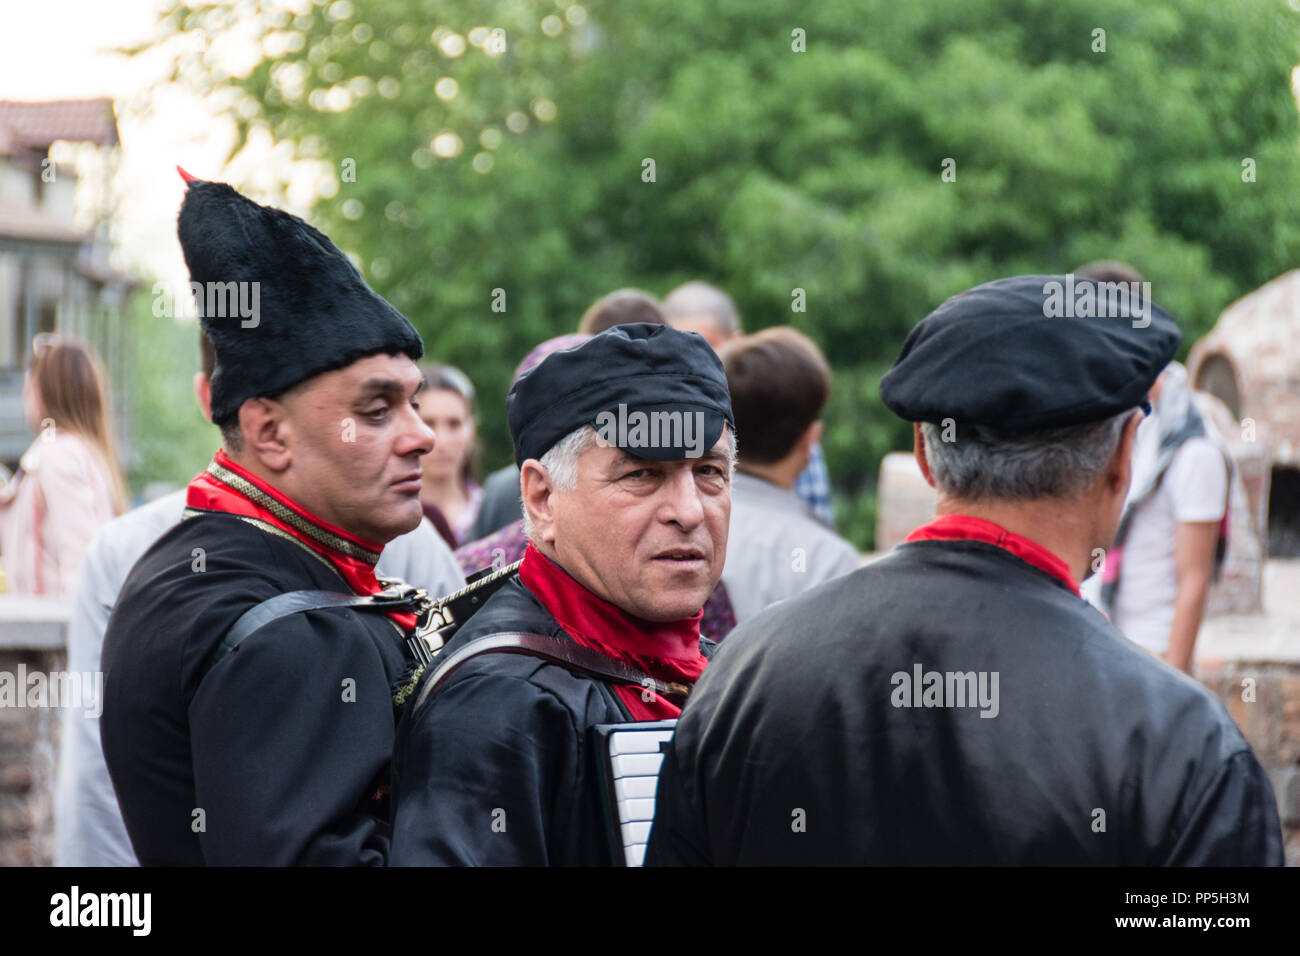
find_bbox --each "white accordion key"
[620,820,653,846]
[616,797,658,823]
[624,844,647,867]
[610,752,664,777]
[593,719,678,866]
[609,729,674,754]
[613,775,659,801]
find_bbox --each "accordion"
[388,563,687,867]
[591,720,678,867]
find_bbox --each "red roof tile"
[0,99,119,153]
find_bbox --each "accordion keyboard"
[595,720,677,866]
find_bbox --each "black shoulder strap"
[409,631,693,716]
[200,560,526,680]
[217,590,384,652]
[200,588,419,680]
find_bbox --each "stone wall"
[1197,392,1267,615]
[0,648,62,866]
[0,596,71,867]
[1197,660,1300,843]
[1194,559,1300,864]
[1187,270,1300,471]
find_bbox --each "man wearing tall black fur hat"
[389,323,735,865]
[101,170,438,865]
[647,275,1283,866]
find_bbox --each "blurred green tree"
[124,290,218,496]
[134,0,1300,548]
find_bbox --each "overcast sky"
[0,0,319,288]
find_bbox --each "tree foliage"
[125,295,215,495]
[136,0,1300,547]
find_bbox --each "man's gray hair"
[662,281,742,335]
[521,423,738,541]
[538,425,602,494]
[920,410,1135,501]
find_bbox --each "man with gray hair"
[390,323,734,865]
[648,275,1282,866]
[663,280,838,528]
[661,280,743,350]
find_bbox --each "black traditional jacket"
[389,577,633,865]
[646,533,1284,866]
[101,504,412,866]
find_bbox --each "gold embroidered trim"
[391,663,425,709]
[206,460,381,565]
[183,507,350,587]
[235,514,344,576]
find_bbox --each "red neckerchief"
[905,513,1080,596]
[518,542,707,719]
[186,449,416,629]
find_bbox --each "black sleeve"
[1161,749,1285,866]
[187,610,397,865]
[644,722,713,866]
[389,670,582,865]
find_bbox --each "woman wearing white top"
[0,334,126,598]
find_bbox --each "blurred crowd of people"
[2,274,1229,660]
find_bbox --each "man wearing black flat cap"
[101,171,457,865]
[647,275,1283,866]
[389,323,735,865]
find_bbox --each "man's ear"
[520,459,558,546]
[238,397,292,472]
[1106,410,1143,495]
[193,372,212,423]
[803,419,823,454]
[913,422,936,488]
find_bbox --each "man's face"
[274,352,434,544]
[540,431,732,622]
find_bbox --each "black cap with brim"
[879,274,1181,430]
[507,323,734,466]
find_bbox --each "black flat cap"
[879,274,1181,429]
[177,170,423,425]
[507,323,734,466]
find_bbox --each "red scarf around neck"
[186,449,416,630]
[906,513,1080,596]
[518,542,708,719]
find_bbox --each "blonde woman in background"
[0,334,126,598]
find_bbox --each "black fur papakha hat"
[176,167,423,425]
